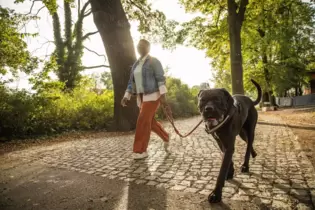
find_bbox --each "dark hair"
[139,39,150,47]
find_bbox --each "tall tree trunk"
[257,2,274,107]
[228,20,244,94]
[298,86,302,96]
[295,86,299,97]
[262,54,274,106]
[227,0,248,95]
[90,0,138,131]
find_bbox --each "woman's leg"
[151,119,169,142]
[133,100,160,153]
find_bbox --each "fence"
[275,94,315,107]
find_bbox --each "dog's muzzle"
[206,115,224,128]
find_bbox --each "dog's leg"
[212,133,224,152]
[213,134,234,180]
[241,109,258,173]
[208,136,235,203]
[239,128,257,158]
[241,129,255,173]
[226,161,234,180]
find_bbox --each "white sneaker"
[133,152,148,160]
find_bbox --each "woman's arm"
[152,58,167,95]
[151,57,168,107]
[124,65,136,100]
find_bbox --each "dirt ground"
[262,107,315,167]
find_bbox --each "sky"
[1,0,213,89]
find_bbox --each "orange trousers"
[133,98,169,153]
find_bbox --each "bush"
[156,77,200,119]
[0,83,113,139]
[0,76,200,139]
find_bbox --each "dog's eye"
[200,98,207,103]
[212,97,219,102]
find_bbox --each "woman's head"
[137,39,150,57]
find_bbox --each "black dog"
[198,79,262,203]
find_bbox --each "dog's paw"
[241,165,249,173]
[208,190,222,203]
[251,150,257,158]
[226,169,234,180]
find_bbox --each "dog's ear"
[220,88,230,96]
[220,88,234,108]
[198,90,204,98]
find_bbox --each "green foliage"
[99,71,199,118]
[0,74,202,139]
[0,6,39,76]
[14,0,103,90]
[242,0,315,96]
[156,77,199,119]
[14,0,178,90]
[101,71,113,90]
[173,0,315,97]
[0,81,114,139]
[122,0,179,48]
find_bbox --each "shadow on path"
[126,157,167,210]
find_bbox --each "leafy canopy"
[172,0,315,96]
[0,6,39,77]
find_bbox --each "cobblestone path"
[5,114,315,209]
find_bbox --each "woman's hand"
[160,94,167,106]
[121,97,128,107]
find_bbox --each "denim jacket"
[126,56,166,95]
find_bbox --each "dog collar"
[205,104,236,134]
[205,115,231,134]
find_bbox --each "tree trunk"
[227,0,248,95]
[90,0,138,131]
[228,20,244,94]
[258,23,275,107]
[295,86,299,97]
[298,86,302,96]
[262,54,275,106]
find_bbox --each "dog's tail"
[251,79,262,106]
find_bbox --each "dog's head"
[198,88,234,128]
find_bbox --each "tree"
[0,6,39,78]
[227,0,248,94]
[17,0,174,131]
[90,0,139,131]
[177,0,249,94]
[17,0,109,90]
[90,0,176,131]
[101,71,113,90]
[156,77,199,118]
[242,0,315,98]
[174,0,315,98]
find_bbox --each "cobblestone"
[7,115,315,209]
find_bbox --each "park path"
[0,113,315,209]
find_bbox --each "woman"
[121,39,170,160]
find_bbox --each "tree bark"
[90,0,138,131]
[227,0,248,95]
[262,54,275,106]
[298,86,302,96]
